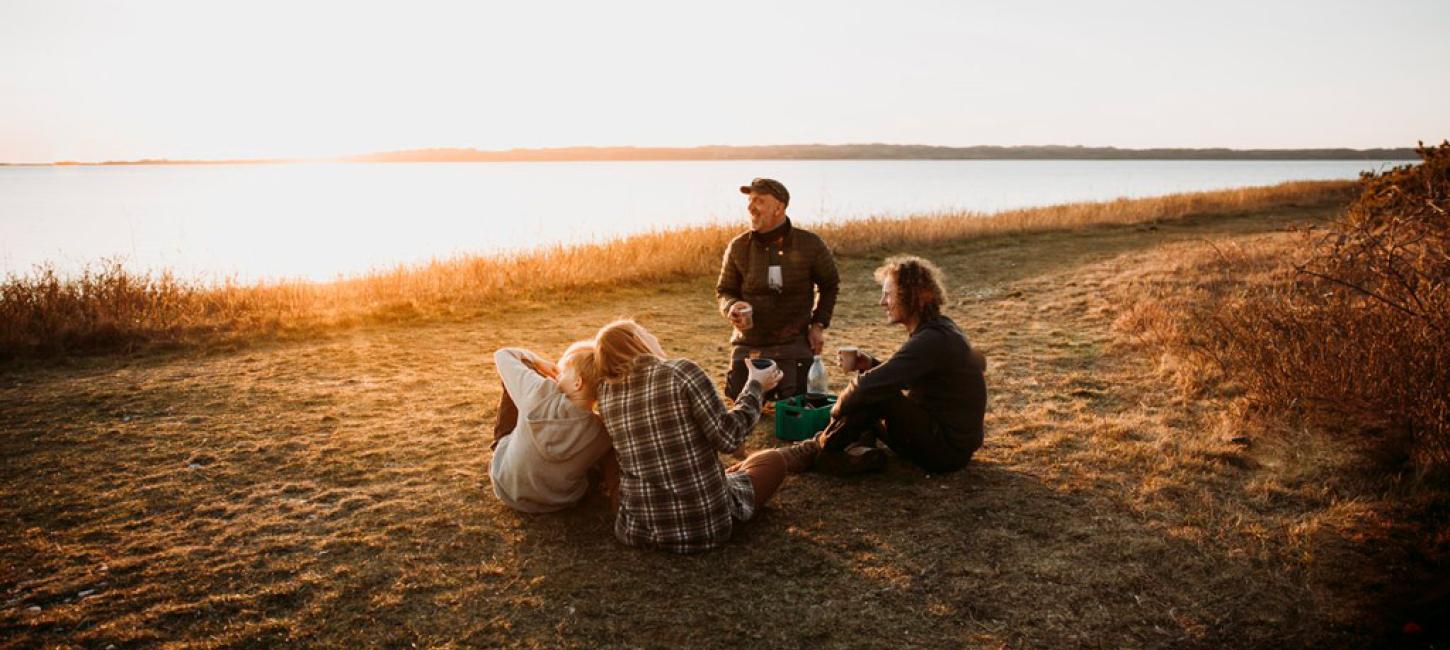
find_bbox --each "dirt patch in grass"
[3,200,1441,648]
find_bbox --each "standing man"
[716,177,840,401]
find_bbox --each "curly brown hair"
[874,255,947,323]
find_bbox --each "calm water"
[0,160,1405,282]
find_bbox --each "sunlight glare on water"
[0,159,1402,282]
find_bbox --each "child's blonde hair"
[559,340,600,399]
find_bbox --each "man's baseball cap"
[739,178,790,206]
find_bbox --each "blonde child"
[489,342,612,513]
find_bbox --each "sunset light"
[3,0,1447,163]
[3,1,1448,647]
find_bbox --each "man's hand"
[807,322,826,355]
[728,301,754,331]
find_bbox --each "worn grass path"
[2,199,1411,648]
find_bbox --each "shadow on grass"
[464,458,1279,647]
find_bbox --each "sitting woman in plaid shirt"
[594,319,796,554]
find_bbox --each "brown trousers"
[726,449,788,509]
[491,380,520,450]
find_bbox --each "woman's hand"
[745,359,783,393]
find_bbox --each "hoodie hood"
[523,393,607,462]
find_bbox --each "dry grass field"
[3,193,1445,647]
[0,181,1350,360]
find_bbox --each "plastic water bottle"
[806,355,829,396]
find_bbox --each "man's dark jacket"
[715,218,839,350]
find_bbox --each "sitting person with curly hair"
[777,255,988,476]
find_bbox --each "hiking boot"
[814,442,887,476]
[777,437,821,473]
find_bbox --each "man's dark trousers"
[819,384,974,474]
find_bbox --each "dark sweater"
[715,218,839,349]
[835,315,987,454]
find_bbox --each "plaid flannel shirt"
[598,355,764,554]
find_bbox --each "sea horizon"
[0,141,1425,167]
[1,158,1403,284]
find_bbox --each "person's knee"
[744,448,787,472]
[744,450,788,507]
[743,450,787,484]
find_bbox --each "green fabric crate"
[774,394,836,441]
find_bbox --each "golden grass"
[4,196,1444,647]
[1104,226,1450,637]
[1110,146,1450,469]
[0,180,1354,359]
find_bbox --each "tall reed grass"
[0,180,1353,360]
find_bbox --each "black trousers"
[819,390,974,474]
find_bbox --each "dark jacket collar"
[749,217,793,246]
[910,314,955,336]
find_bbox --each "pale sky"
[2,0,1446,163]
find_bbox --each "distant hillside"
[338,143,1420,162]
[16,144,1422,166]
[55,158,292,166]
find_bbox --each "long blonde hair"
[594,319,658,384]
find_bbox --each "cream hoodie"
[489,348,611,513]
